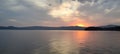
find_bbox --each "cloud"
[0,0,120,26]
[104,5,116,14]
[48,1,81,22]
[78,0,94,3]
[8,19,17,22]
[23,0,49,9]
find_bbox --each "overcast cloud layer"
[0,0,120,26]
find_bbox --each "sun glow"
[77,24,85,27]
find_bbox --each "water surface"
[0,30,120,54]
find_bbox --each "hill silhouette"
[0,26,84,30]
[0,25,120,31]
[85,25,120,31]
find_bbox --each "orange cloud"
[67,18,92,27]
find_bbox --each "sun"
[77,24,85,27]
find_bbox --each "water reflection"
[49,31,79,54]
[73,31,89,45]
[49,31,120,54]
[49,31,90,54]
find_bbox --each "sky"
[0,0,120,27]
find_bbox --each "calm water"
[0,30,120,54]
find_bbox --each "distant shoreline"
[0,25,120,31]
[0,29,120,31]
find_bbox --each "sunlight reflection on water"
[0,30,120,54]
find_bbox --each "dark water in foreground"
[0,30,120,54]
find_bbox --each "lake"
[0,30,120,54]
